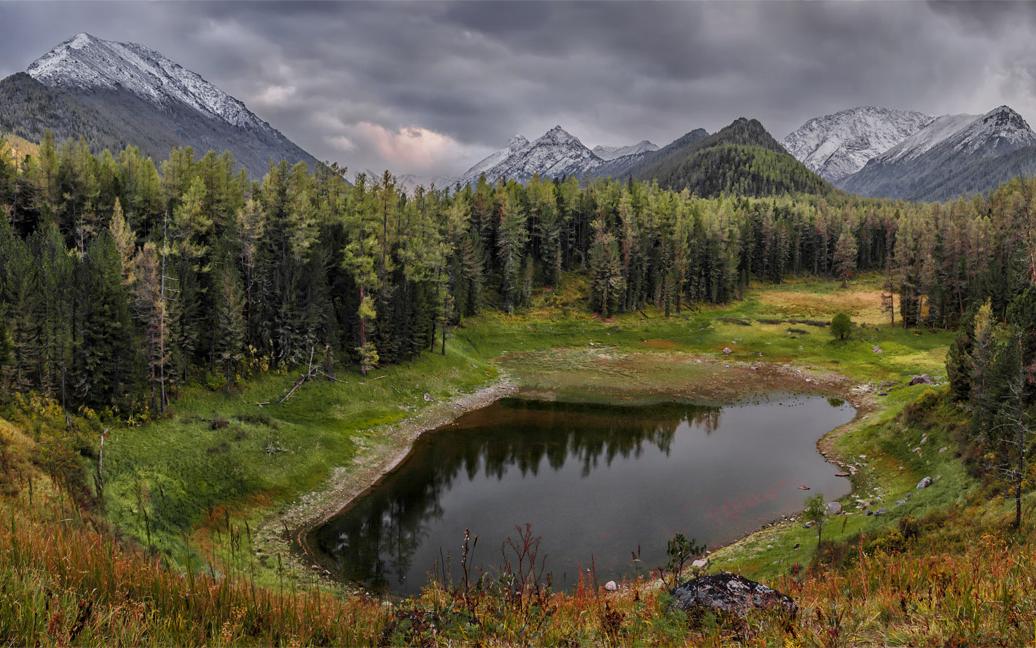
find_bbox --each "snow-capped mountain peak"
[782,106,933,181]
[507,134,529,149]
[838,103,1036,201]
[592,140,659,161]
[27,32,268,131]
[949,105,1036,157]
[538,125,582,146]
[459,126,601,185]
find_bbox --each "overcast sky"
[2,1,1036,175]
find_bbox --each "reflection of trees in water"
[311,400,720,592]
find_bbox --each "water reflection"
[309,395,853,595]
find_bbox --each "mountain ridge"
[839,105,1036,200]
[782,106,933,181]
[1,32,317,177]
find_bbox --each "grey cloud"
[0,1,1034,174]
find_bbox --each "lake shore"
[274,349,875,592]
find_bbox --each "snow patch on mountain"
[782,106,933,181]
[27,32,269,131]
[874,113,979,163]
[592,140,658,161]
[460,135,529,184]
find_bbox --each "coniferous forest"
[2,134,1036,419]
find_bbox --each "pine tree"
[72,232,136,409]
[108,197,136,282]
[212,260,246,388]
[495,183,529,312]
[833,228,858,287]
[946,306,976,402]
[341,174,381,375]
[588,218,625,317]
[131,242,170,412]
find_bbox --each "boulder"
[826,501,842,515]
[909,374,934,386]
[604,580,618,592]
[671,573,796,618]
[691,558,710,570]
[916,476,933,489]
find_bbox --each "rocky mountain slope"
[839,106,1036,201]
[782,106,933,181]
[591,140,658,160]
[1,33,317,176]
[588,128,709,181]
[458,126,601,185]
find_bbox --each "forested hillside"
[633,118,830,196]
[1,133,1034,418]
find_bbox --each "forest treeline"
[1,133,1035,416]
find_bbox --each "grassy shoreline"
[97,274,960,594]
[10,275,1036,644]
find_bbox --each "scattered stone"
[691,558,710,570]
[722,347,733,355]
[670,573,797,618]
[912,446,922,454]
[803,520,815,529]
[916,476,933,490]
[826,501,842,515]
[895,499,908,507]
[909,374,934,386]
[939,446,948,454]
[604,580,618,592]
[423,392,433,402]
[799,484,810,491]
[793,543,800,550]
[872,345,883,354]
[835,472,850,477]
[875,508,888,516]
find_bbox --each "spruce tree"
[833,228,858,287]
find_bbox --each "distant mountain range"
[783,105,1036,200]
[457,118,828,198]
[0,33,316,177]
[6,34,1036,201]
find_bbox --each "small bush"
[830,313,852,341]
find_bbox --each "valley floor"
[3,275,1035,645]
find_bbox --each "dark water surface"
[309,394,854,595]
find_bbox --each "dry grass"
[755,284,893,325]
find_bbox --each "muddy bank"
[252,375,518,588]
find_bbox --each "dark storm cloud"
[1,1,1035,175]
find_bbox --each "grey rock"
[909,374,934,386]
[916,476,933,489]
[604,580,618,592]
[671,573,796,618]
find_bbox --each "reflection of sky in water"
[310,395,854,595]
